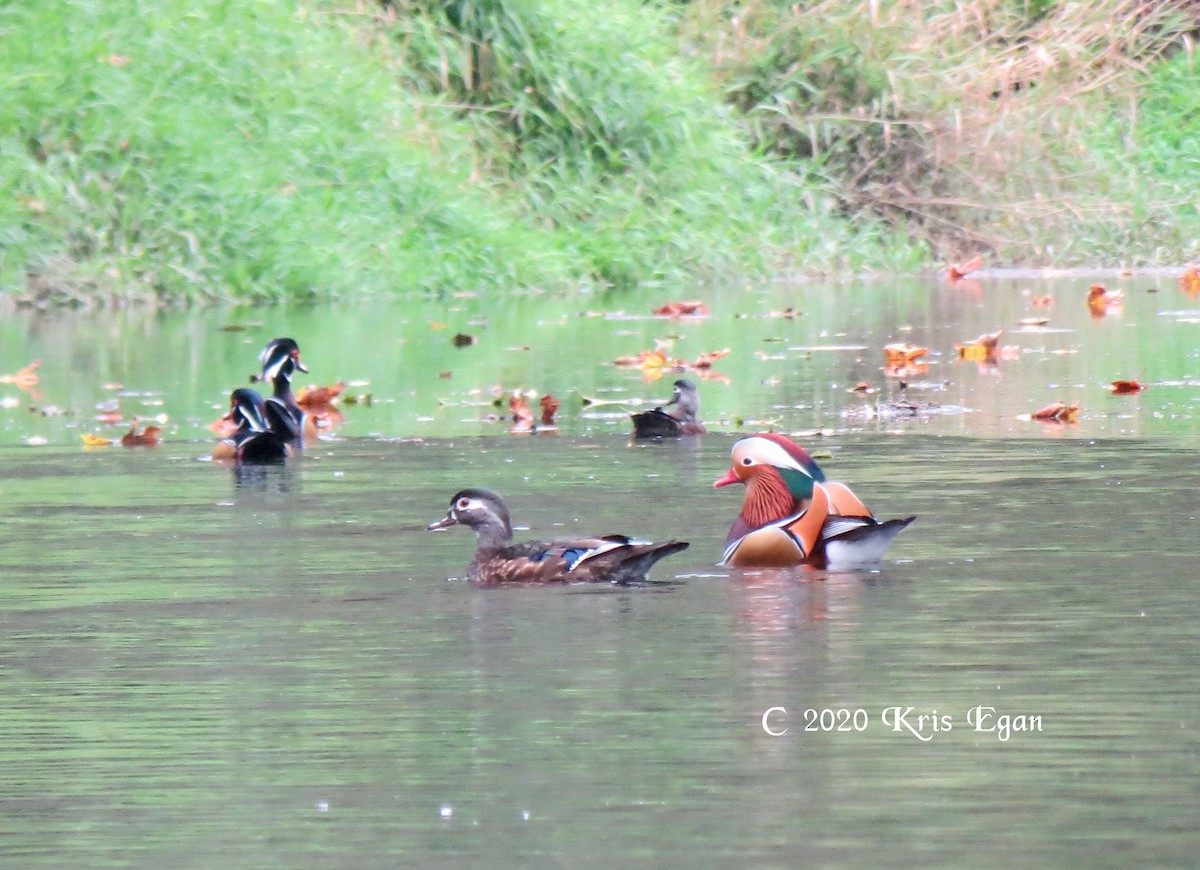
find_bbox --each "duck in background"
[258,337,317,446]
[631,378,706,438]
[427,488,689,585]
[714,433,914,569]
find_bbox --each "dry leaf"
[652,300,711,318]
[1029,401,1080,423]
[297,381,346,408]
[1109,380,1146,395]
[121,424,162,447]
[947,254,983,280]
[452,333,477,348]
[1179,266,1200,297]
[80,433,114,447]
[539,394,560,426]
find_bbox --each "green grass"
[2,0,1195,307]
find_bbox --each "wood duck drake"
[714,433,914,569]
[427,488,690,585]
[258,337,317,446]
[212,388,294,464]
[631,378,707,438]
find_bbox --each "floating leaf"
[947,254,984,280]
[1109,380,1146,395]
[1018,316,1051,327]
[652,300,711,318]
[121,424,162,447]
[297,381,346,408]
[509,394,534,432]
[80,433,114,447]
[539,394,560,426]
[0,360,41,391]
[1030,295,1054,308]
[1180,266,1200,298]
[955,328,1004,363]
[1087,284,1124,319]
[1026,401,1080,423]
[452,333,477,348]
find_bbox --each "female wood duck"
[258,337,317,446]
[631,378,707,438]
[212,388,294,464]
[427,488,689,585]
[714,433,914,569]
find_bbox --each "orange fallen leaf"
[947,254,983,280]
[1109,380,1146,395]
[883,343,929,366]
[0,360,41,391]
[1087,284,1124,319]
[1179,266,1200,297]
[955,328,1004,363]
[692,348,731,368]
[80,433,114,447]
[509,394,533,432]
[653,300,711,318]
[297,381,346,408]
[1030,401,1080,423]
[121,424,162,447]
[539,394,559,426]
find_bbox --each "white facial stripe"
[736,437,811,475]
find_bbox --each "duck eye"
[741,457,753,466]
[456,498,470,510]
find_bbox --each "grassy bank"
[1,0,909,305]
[1,1,1196,306]
[682,0,1200,265]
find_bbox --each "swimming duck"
[427,488,689,585]
[631,378,707,438]
[258,337,316,446]
[212,388,294,464]
[714,433,914,569]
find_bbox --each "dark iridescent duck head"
[427,488,689,585]
[212,388,294,464]
[631,378,706,438]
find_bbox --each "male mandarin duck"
[212,388,294,464]
[427,488,689,585]
[631,378,707,438]
[714,433,914,569]
[258,337,318,446]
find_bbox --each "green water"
[1,274,1197,867]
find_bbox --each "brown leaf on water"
[1179,266,1200,297]
[452,333,477,348]
[652,300,711,318]
[539,394,560,426]
[1109,380,1146,395]
[947,254,984,280]
[297,381,346,408]
[121,423,162,447]
[0,360,41,391]
[848,382,877,395]
[955,328,1004,363]
[883,343,928,366]
[692,348,731,368]
[1087,283,1124,319]
[509,394,534,432]
[1027,401,1080,423]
